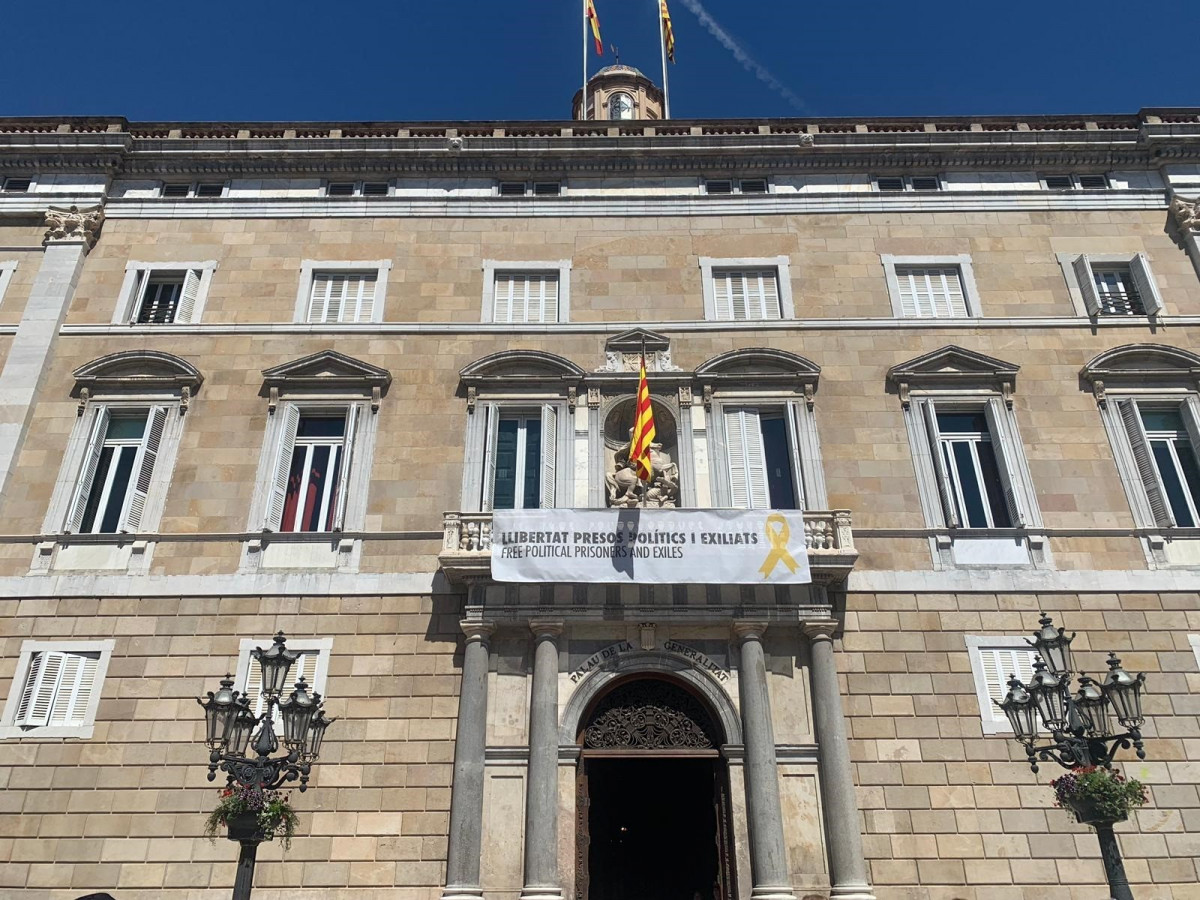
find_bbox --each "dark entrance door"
[586,757,719,900]
[574,677,737,900]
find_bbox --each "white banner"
[491,508,812,584]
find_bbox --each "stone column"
[522,621,565,900]
[443,617,495,900]
[803,619,876,900]
[733,621,796,900]
[0,205,103,496]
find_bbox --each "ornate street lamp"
[993,613,1149,900]
[197,633,334,900]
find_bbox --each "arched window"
[608,92,634,120]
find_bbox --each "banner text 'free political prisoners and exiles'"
[490,508,812,584]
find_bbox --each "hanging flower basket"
[1050,766,1148,826]
[203,785,299,848]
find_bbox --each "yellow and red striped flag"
[630,356,656,482]
[586,0,604,57]
[660,0,675,63]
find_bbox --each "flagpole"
[581,0,589,120]
[656,0,671,119]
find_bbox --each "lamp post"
[995,613,1148,900]
[197,632,335,900]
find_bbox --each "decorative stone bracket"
[44,205,104,248]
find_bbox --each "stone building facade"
[1,73,1199,899]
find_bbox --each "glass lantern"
[1027,657,1068,732]
[1101,653,1146,729]
[997,675,1039,742]
[1027,612,1074,678]
[278,678,319,752]
[251,631,302,699]
[197,675,239,750]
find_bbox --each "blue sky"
[3,0,1197,121]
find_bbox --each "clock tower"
[572,65,665,121]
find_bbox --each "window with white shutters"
[264,408,357,533]
[481,406,560,510]
[120,264,213,325]
[925,404,1021,529]
[711,269,782,321]
[1114,399,1200,528]
[1071,254,1162,318]
[895,266,968,318]
[0,640,114,738]
[492,272,560,324]
[967,639,1037,732]
[65,406,170,535]
[721,406,803,510]
[307,272,378,324]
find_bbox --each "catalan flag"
[629,356,656,482]
[660,0,675,63]
[586,0,604,57]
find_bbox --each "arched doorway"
[575,676,737,900]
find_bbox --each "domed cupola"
[572,65,664,121]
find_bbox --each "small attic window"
[1,177,32,193]
[498,182,528,197]
[704,180,734,195]
[533,182,561,196]
[327,182,356,197]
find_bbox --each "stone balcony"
[439,509,858,587]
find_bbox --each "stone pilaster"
[521,621,565,900]
[0,205,103,496]
[803,619,876,900]
[1170,193,1200,283]
[443,614,495,900]
[733,621,796,900]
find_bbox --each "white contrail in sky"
[675,0,808,112]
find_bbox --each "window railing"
[1096,288,1145,316]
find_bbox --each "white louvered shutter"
[936,269,967,317]
[752,270,781,319]
[264,405,302,531]
[784,403,807,510]
[309,273,374,323]
[1129,254,1164,316]
[1181,398,1200,461]
[1117,399,1174,527]
[347,274,376,322]
[493,275,514,323]
[244,651,266,717]
[979,647,1036,719]
[332,405,358,530]
[897,269,919,317]
[538,275,559,322]
[50,652,99,725]
[984,401,1028,527]
[127,270,147,323]
[16,651,64,727]
[65,407,111,533]
[481,403,500,512]
[120,406,168,533]
[1073,255,1100,316]
[176,269,202,323]
[540,404,558,508]
[724,408,769,509]
[713,272,733,320]
[922,401,960,528]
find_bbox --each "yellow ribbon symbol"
[759,513,799,579]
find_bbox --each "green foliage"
[1050,766,1149,824]
[203,784,300,849]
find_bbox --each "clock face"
[609,93,634,120]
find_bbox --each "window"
[1,176,32,193]
[608,92,635,120]
[1041,173,1109,190]
[115,261,216,325]
[247,351,389,571]
[875,175,941,192]
[704,178,769,195]
[0,261,16,307]
[160,181,226,198]
[266,408,354,533]
[1113,399,1200,528]
[458,351,580,512]
[699,257,795,321]
[722,407,801,509]
[308,272,378,323]
[480,406,560,510]
[481,260,572,323]
[326,181,390,197]
[0,640,115,739]
[532,182,561,196]
[882,255,981,318]
[499,181,528,196]
[66,407,169,535]
[497,181,562,197]
[234,637,332,722]
[965,636,1037,734]
[928,407,1019,528]
[294,260,391,324]
[1068,254,1163,317]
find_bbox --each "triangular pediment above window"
[460,350,586,383]
[887,345,1019,397]
[595,329,680,373]
[261,350,392,401]
[604,329,671,353]
[72,350,204,398]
